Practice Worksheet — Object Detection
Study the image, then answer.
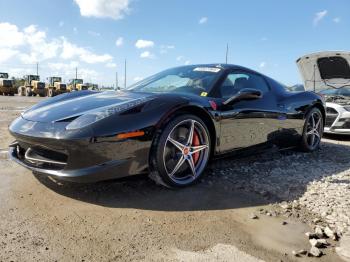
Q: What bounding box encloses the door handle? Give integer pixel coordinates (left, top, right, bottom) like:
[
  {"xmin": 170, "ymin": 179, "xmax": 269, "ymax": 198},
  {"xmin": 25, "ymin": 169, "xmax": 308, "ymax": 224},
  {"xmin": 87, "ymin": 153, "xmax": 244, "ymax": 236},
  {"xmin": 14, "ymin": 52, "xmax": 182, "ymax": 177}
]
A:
[{"xmin": 277, "ymin": 104, "xmax": 286, "ymax": 109}]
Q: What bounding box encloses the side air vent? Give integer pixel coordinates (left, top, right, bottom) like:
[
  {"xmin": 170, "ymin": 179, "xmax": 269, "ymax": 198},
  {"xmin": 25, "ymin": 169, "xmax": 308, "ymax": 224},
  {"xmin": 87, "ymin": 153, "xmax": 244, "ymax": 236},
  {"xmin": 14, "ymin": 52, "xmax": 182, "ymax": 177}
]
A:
[
  {"xmin": 326, "ymin": 107, "xmax": 338, "ymax": 114},
  {"xmin": 325, "ymin": 107, "xmax": 338, "ymax": 127}
]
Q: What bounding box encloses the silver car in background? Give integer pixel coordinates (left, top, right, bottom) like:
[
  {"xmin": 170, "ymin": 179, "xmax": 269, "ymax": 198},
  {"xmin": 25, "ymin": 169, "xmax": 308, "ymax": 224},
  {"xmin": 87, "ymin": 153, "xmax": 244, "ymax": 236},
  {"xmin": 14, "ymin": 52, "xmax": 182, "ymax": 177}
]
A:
[{"xmin": 297, "ymin": 51, "xmax": 350, "ymax": 134}]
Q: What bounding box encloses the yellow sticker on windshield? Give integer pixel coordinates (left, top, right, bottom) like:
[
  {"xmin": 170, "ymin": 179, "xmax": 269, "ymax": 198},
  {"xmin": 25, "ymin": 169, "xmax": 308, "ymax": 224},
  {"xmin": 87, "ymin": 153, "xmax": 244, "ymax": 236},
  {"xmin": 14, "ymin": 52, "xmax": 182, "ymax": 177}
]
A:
[{"xmin": 201, "ymin": 92, "xmax": 208, "ymax": 97}]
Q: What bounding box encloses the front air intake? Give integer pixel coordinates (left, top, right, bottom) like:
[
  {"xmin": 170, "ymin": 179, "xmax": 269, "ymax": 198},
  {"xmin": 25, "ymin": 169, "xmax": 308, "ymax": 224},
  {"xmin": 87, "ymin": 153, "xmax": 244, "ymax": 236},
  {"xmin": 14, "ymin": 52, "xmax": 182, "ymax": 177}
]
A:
[{"xmin": 23, "ymin": 147, "xmax": 67, "ymax": 169}]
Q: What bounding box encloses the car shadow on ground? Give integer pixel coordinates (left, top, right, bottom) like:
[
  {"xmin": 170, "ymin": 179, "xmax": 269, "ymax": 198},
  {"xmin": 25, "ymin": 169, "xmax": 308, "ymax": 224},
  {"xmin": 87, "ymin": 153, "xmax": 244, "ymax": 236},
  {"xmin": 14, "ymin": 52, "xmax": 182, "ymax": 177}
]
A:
[
  {"xmin": 34, "ymin": 141, "xmax": 350, "ymax": 211},
  {"xmin": 34, "ymin": 172, "xmax": 271, "ymax": 211}
]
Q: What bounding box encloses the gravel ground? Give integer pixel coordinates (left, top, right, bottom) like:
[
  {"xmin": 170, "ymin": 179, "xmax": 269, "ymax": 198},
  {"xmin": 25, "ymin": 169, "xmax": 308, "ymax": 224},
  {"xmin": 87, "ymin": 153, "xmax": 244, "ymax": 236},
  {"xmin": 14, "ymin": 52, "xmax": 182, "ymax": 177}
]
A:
[
  {"xmin": 207, "ymin": 140, "xmax": 350, "ymax": 236},
  {"xmin": 0, "ymin": 96, "xmax": 349, "ymax": 261}
]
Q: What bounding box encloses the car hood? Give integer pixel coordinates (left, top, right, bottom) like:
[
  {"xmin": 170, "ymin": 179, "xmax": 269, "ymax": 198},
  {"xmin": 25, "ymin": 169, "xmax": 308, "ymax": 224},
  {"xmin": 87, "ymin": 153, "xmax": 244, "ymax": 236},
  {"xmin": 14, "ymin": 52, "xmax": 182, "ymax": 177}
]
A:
[
  {"xmin": 22, "ymin": 91, "xmax": 154, "ymax": 123},
  {"xmin": 296, "ymin": 51, "xmax": 350, "ymax": 92}
]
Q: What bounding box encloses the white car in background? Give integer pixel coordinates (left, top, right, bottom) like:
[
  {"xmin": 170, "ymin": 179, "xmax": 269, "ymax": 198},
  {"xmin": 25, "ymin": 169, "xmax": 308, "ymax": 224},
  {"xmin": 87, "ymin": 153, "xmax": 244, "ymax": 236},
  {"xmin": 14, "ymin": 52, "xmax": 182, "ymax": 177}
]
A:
[{"xmin": 297, "ymin": 51, "xmax": 350, "ymax": 134}]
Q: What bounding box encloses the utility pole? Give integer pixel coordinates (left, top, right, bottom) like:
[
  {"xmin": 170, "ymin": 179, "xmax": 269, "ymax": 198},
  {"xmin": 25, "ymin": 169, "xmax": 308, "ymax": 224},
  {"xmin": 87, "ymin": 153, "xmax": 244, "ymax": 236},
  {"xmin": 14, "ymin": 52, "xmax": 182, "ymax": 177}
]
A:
[
  {"xmin": 124, "ymin": 59, "xmax": 127, "ymax": 89},
  {"xmin": 36, "ymin": 62, "xmax": 39, "ymax": 76},
  {"xmin": 116, "ymin": 72, "xmax": 119, "ymax": 90},
  {"xmin": 313, "ymin": 64, "xmax": 316, "ymax": 92},
  {"xmin": 225, "ymin": 44, "xmax": 229, "ymax": 64},
  {"xmin": 74, "ymin": 67, "xmax": 78, "ymax": 90}
]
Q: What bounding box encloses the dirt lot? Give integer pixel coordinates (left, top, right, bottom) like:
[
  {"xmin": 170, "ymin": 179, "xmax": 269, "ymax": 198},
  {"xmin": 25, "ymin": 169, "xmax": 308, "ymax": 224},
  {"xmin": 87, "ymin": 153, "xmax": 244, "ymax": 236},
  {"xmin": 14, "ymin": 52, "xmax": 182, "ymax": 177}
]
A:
[{"xmin": 0, "ymin": 96, "xmax": 349, "ymax": 261}]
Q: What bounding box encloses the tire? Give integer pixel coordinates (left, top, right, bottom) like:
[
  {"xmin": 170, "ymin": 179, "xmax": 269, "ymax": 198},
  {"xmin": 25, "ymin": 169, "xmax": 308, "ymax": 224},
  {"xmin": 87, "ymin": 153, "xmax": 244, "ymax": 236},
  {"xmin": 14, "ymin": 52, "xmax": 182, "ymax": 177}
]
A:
[
  {"xmin": 48, "ymin": 89, "xmax": 54, "ymax": 97},
  {"xmin": 25, "ymin": 87, "xmax": 32, "ymax": 97},
  {"xmin": 149, "ymin": 114, "xmax": 211, "ymax": 188},
  {"xmin": 300, "ymin": 107, "xmax": 323, "ymax": 152}
]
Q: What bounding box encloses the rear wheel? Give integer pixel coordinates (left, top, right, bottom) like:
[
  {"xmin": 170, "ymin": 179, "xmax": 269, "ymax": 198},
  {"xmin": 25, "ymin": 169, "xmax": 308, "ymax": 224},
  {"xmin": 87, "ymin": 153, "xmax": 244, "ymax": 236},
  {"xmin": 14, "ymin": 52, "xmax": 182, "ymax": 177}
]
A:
[
  {"xmin": 25, "ymin": 87, "xmax": 32, "ymax": 96},
  {"xmin": 300, "ymin": 108, "xmax": 323, "ymax": 152},
  {"xmin": 149, "ymin": 114, "xmax": 211, "ymax": 187}
]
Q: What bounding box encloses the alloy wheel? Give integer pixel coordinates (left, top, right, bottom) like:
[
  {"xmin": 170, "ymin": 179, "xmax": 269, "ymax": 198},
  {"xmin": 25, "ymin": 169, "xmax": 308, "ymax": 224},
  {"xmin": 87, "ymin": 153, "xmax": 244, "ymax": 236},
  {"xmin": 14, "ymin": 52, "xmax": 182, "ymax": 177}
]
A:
[
  {"xmin": 306, "ymin": 111, "xmax": 322, "ymax": 148},
  {"xmin": 163, "ymin": 119, "xmax": 210, "ymax": 185}
]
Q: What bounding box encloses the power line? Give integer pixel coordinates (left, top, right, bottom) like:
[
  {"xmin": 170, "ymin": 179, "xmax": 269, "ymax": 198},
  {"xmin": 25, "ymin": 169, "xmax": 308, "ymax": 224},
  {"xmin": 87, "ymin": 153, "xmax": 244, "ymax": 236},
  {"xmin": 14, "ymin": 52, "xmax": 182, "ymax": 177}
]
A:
[{"xmin": 0, "ymin": 63, "xmax": 38, "ymax": 67}]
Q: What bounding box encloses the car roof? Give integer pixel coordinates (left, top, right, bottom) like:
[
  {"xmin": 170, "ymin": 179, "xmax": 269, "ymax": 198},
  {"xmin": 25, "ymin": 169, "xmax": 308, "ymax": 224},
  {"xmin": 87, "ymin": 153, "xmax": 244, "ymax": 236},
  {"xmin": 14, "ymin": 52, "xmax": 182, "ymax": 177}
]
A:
[
  {"xmin": 188, "ymin": 63, "xmax": 250, "ymax": 69},
  {"xmin": 181, "ymin": 63, "xmax": 262, "ymax": 75}
]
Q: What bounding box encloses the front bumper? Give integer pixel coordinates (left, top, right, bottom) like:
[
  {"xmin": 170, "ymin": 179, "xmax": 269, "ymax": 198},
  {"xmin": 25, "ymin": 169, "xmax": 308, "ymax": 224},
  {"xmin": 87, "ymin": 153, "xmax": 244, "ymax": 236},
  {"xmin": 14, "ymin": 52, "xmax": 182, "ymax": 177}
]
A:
[
  {"xmin": 324, "ymin": 127, "xmax": 350, "ymax": 135},
  {"xmin": 8, "ymin": 117, "xmax": 151, "ymax": 183},
  {"xmin": 8, "ymin": 144, "xmax": 134, "ymax": 182},
  {"xmin": 325, "ymin": 102, "xmax": 350, "ymax": 135}
]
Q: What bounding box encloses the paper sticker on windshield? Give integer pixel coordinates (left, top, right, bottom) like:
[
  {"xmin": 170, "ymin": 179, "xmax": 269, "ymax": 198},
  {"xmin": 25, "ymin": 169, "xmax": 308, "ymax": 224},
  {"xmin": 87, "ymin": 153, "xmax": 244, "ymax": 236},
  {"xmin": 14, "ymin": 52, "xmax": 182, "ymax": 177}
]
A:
[
  {"xmin": 194, "ymin": 67, "xmax": 221, "ymax": 73},
  {"xmin": 201, "ymin": 92, "xmax": 208, "ymax": 97}
]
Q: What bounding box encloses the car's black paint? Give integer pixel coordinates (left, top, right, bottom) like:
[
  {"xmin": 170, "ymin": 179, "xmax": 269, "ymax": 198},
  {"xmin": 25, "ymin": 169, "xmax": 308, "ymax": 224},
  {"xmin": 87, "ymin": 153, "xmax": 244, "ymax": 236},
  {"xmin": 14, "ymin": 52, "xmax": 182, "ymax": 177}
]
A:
[{"xmin": 9, "ymin": 64, "xmax": 325, "ymax": 182}]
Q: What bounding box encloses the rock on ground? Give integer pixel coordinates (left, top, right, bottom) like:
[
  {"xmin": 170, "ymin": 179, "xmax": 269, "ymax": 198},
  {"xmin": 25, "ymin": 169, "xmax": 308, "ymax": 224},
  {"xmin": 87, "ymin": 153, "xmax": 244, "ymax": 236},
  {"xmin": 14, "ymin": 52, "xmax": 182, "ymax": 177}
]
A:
[
  {"xmin": 210, "ymin": 140, "xmax": 350, "ymax": 236},
  {"xmin": 309, "ymin": 246, "xmax": 323, "ymax": 257}
]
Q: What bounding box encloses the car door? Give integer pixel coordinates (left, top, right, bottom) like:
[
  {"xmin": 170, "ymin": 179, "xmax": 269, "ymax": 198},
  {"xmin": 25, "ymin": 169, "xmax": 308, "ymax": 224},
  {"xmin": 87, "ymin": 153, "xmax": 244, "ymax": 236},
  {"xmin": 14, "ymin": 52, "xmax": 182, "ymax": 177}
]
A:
[{"xmin": 218, "ymin": 70, "xmax": 281, "ymax": 153}]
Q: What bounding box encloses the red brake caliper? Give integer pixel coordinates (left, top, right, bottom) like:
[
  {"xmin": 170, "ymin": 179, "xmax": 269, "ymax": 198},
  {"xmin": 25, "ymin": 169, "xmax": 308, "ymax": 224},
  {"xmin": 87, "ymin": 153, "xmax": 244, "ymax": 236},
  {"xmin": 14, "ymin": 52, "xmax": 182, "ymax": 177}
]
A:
[{"xmin": 192, "ymin": 130, "xmax": 200, "ymax": 164}]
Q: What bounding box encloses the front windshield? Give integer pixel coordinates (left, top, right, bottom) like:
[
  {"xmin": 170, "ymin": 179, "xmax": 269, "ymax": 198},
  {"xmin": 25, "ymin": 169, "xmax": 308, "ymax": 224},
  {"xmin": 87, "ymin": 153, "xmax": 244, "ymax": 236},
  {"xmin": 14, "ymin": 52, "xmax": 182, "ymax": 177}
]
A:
[
  {"xmin": 0, "ymin": 73, "xmax": 8, "ymax": 78},
  {"xmin": 320, "ymin": 87, "xmax": 350, "ymax": 97},
  {"xmin": 30, "ymin": 75, "xmax": 39, "ymax": 81},
  {"xmin": 127, "ymin": 66, "xmax": 223, "ymax": 96}
]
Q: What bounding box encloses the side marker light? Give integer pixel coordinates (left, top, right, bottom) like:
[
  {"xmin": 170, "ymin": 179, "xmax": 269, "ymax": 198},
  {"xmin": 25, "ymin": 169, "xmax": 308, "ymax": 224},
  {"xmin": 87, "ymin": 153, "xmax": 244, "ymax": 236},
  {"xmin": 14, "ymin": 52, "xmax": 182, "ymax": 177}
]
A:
[{"xmin": 116, "ymin": 131, "xmax": 145, "ymax": 139}]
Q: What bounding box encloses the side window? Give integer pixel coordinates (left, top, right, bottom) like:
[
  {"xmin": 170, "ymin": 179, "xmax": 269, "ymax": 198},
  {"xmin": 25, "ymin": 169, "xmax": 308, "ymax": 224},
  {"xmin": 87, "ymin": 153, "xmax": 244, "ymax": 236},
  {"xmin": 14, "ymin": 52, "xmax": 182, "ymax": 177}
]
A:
[{"xmin": 220, "ymin": 72, "xmax": 269, "ymax": 99}]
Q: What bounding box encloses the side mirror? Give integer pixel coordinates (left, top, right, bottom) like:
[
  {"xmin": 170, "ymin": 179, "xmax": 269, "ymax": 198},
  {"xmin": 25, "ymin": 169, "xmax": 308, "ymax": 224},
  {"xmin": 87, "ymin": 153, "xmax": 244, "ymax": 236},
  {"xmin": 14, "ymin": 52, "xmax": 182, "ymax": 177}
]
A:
[{"xmin": 223, "ymin": 88, "xmax": 262, "ymax": 105}]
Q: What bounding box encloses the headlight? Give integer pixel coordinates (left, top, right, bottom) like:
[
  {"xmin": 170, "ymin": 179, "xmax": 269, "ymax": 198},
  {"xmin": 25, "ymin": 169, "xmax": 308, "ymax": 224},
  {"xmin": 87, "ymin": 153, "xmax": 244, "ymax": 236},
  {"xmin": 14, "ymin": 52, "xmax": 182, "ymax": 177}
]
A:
[{"xmin": 66, "ymin": 97, "xmax": 152, "ymax": 130}]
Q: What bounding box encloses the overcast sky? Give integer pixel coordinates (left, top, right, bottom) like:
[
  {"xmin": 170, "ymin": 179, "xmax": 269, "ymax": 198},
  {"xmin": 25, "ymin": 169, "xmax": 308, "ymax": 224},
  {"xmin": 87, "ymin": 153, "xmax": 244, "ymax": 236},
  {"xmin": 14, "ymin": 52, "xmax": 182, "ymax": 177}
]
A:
[{"xmin": 0, "ymin": 0, "xmax": 349, "ymax": 86}]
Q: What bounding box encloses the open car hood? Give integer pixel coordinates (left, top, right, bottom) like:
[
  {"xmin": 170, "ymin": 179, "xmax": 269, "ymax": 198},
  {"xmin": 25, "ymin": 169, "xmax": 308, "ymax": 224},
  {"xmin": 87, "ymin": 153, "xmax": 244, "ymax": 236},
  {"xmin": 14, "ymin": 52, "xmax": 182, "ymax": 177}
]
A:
[{"xmin": 296, "ymin": 51, "xmax": 350, "ymax": 92}]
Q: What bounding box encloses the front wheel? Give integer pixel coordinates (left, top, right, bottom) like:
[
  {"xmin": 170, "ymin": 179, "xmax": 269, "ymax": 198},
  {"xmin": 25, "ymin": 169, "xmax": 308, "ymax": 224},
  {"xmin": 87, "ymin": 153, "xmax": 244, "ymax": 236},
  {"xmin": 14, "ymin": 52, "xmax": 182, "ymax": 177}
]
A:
[
  {"xmin": 25, "ymin": 87, "xmax": 32, "ymax": 96},
  {"xmin": 18, "ymin": 87, "xmax": 23, "ymax": 96},
  {"xmin": 149, "ymin": 114, "xmax": 211, "ymax": 188},
  {"xmin": 300, "ymin": 107, "xmax": 323, "ymax": 152},
  {"xmin": 48, "ymin": 89, "xmax": 54, "ymax": 97}
]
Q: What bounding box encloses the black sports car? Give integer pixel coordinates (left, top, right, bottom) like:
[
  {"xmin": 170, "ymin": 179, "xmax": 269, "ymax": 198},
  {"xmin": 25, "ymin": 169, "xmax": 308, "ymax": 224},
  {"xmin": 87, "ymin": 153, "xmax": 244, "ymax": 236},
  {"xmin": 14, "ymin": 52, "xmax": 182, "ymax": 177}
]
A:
[{"xmin": 9, "ymin": 64, "xmax": 325, "ymax": 187}]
